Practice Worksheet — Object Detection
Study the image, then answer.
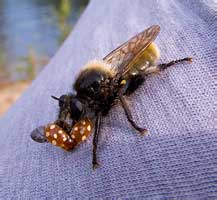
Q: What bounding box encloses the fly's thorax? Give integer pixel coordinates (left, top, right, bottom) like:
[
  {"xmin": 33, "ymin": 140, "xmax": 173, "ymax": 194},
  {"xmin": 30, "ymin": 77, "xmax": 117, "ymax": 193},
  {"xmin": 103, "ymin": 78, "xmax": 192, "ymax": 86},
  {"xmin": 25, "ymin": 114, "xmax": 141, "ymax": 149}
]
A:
[
  {"xmin": 74, "ymin": 60, "xmax": 114, "ymax": 99},
  {"xmin": 75, "ymin": 59, "xmax": 115, "ymax": 80}
]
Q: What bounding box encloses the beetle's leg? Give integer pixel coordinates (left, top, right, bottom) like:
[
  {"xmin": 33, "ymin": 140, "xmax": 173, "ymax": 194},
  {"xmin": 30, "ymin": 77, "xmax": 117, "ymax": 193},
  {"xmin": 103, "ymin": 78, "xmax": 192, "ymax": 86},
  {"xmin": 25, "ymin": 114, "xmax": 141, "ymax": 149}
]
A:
[
  {"xmin": 92, "ymin": 112, "xmax": 102, "ymax": 170},
  {"xmin": 145, "ymin": 57, "xmax": 192, "ymax": 74},
  {"xmin": 119, "ymin": 96, "xmax": 147, "ymax": 135}
]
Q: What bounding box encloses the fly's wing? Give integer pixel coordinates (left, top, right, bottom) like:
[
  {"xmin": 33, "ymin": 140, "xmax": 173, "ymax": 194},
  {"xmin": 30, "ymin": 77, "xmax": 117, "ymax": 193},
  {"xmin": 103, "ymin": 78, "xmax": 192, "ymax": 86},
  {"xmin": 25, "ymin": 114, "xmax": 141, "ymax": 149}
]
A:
[{"xmin": 103, "ymin": 25, "xmax": 160, "ymax": 82}]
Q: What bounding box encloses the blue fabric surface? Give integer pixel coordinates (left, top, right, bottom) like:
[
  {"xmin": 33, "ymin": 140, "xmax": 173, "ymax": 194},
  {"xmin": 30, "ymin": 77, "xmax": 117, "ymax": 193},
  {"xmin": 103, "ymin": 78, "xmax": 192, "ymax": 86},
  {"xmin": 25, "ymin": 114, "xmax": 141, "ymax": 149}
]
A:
[{"xmin": 0, "ymin": 0, "xmax": 216, "ymax": 199}]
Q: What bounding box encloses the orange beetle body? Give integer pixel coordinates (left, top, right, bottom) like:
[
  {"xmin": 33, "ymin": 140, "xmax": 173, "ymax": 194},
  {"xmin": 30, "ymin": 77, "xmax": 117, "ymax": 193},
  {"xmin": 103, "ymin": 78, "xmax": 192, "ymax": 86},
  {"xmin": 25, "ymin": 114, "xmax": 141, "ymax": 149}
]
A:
[{"xmin": 45, "ymin": 118, "xmax": 93, "ymax": 151}]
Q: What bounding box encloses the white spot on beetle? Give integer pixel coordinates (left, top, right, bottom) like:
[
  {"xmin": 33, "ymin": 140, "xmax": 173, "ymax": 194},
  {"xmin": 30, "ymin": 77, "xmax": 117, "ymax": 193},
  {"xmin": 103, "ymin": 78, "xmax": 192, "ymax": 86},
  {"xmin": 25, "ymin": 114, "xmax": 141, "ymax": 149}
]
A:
[
  {"xmin": 71, "ymin": 135, "xmax": 75, "ymax": 139},
  {"xmin": 46, "ymin": 132, "xmax": 50, "ymax": 137},
  {"xmin": 50, "ymin": 125, "xmax": 56, "ymax": 130},
  {"xmin": 87, "ymin": 125, "xmax": 91, "ymax": 131},
  {"xmin": 52, "ymin": 140, "xmax": 57, "ymax": 145},
  {"xmin": 53, "ymin": 134, "xmax": 58, "ymax": 139},
  {"xmin": 82, "ymin": 135, "xmax": 87, "ymax": 141}
]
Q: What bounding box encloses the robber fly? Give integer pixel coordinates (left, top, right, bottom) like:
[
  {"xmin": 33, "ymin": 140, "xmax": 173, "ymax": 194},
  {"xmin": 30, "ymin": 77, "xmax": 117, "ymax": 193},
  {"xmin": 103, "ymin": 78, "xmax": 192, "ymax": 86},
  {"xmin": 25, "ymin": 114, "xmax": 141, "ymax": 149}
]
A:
[{"xmin": 31, "ymin": 25, "xmax": 192, "ymax": 169}]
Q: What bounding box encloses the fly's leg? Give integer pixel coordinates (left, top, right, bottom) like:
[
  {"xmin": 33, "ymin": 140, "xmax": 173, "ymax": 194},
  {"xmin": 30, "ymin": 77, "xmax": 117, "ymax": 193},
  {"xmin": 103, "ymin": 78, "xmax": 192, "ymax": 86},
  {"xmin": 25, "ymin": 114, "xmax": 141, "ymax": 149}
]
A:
[
  {"xmin": 119, "ymin": 96, "xmax": 148, "ymax": 135},
  {"xmin": 158, "ymin": 57, "xmax": 192, "ymax": 71},
  {"xmin": 124, "ymin": 57, "xmax": 192, "ymax": 95},
  {"xmin": 92, "ymin": 112, "xmax": 102, "ymax": 170},
  {"xmin": 145, "ymin": 57, "xmax": 192, "ymax": 74}
]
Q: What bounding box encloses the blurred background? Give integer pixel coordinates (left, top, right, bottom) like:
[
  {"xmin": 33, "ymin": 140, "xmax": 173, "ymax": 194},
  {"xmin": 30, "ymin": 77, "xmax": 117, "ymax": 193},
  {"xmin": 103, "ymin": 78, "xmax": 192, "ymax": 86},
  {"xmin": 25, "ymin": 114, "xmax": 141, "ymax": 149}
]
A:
[{"xmin": 0, "ymin": 0, "xmax": 89, "ymax": 116}]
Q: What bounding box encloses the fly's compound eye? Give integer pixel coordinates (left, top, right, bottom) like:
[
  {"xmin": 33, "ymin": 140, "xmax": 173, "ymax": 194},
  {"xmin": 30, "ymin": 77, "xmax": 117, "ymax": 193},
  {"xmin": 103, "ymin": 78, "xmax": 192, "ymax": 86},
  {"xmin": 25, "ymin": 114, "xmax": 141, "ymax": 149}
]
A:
[
  {"xmin": 70, "ymin": 98, "xmax": 83, "ymax": 121},
  {"xmin": 45, "ymin": 124, "xmax": 77, "ymax": 151},
  {"xmin": 70, "ymin": 118, "xmax": 93, "ymax": 144},
  {"xmin": 59, "ymin": 95, "xmax": 67, "ymax": 107}
]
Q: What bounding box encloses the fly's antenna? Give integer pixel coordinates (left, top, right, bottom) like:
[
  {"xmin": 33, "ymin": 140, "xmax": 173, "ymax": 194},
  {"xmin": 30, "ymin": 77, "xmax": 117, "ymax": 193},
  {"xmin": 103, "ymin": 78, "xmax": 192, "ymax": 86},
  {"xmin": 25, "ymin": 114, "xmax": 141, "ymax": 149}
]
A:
[{"xmin": 51, "ymin": 95, "xmax": 60, "ymax": 101}]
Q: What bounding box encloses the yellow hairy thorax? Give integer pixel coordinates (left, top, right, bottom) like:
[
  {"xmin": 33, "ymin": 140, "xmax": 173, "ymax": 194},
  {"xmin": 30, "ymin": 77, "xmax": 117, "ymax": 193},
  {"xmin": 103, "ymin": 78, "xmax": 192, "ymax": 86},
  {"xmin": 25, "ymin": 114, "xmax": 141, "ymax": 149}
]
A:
[{"xmin": 80, "ymin": 59, "xmax": 115, "ymax": 77}]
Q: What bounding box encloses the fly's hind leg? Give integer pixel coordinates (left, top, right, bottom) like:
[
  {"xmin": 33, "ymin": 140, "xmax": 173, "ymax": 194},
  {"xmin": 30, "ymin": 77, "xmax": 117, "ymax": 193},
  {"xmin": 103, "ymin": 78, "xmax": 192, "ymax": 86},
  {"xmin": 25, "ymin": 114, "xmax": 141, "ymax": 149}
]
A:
[
  {"xmin": 119, "ymin": 96, "xmax": 148, "ymax": 135},
  {"xmin": 158, "ymin": 57, "xmax": 192, "ymax": 71},
  {"xmin": 145, "ymin": 57, "xmax": 192, "ymax": 75},
  {"xmin": 123, "ymin": 57, "xmax": 192, "ymax": 93}
]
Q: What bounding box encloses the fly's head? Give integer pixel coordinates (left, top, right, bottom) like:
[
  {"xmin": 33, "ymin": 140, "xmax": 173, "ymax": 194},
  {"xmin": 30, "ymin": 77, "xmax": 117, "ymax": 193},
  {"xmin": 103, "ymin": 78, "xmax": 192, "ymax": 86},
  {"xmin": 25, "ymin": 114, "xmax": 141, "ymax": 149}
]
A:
[
  {"xmin": 51, "ymin": 94, "xmax": 84, "ymax": 122},
  {"xmin": 31, "ymin": 94, "xmax": 93, "ymax": 151}
]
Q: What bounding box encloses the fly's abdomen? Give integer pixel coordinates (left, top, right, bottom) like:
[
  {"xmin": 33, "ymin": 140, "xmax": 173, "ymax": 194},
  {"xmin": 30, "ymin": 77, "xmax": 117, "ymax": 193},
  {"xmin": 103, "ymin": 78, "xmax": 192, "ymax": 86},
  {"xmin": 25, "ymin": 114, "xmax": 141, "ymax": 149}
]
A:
[
  {"xmin": 127, "ymin": 42, "xmax": 160, "ymax": 77},
  {"xmin": 123, "ymin": 42, "xmax": 160, "ymax": 95}
]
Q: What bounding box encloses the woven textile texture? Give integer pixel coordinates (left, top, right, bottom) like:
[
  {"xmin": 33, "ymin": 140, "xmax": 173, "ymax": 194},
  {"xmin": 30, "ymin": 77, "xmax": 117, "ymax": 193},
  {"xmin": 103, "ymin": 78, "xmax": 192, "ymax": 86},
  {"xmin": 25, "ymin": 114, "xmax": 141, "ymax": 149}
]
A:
[{"xmin": 0, "ymin": 0, "xmax": 216, "ymax": 199}]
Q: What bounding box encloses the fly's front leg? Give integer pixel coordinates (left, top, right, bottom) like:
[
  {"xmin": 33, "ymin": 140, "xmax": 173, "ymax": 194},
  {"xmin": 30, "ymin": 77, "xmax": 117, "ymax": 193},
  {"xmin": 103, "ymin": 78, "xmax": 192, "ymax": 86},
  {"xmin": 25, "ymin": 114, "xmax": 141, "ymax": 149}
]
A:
[
  {"xmin": 92, "ymin": 112, "xmax": 102, "ymax": 170},
  {"xmin": 119, "ymin": 96, "xmax": 148, "ymax": 135},
  {"xmin": 144, "ymin": 57, "xmax": 192, "ymax": 74}
]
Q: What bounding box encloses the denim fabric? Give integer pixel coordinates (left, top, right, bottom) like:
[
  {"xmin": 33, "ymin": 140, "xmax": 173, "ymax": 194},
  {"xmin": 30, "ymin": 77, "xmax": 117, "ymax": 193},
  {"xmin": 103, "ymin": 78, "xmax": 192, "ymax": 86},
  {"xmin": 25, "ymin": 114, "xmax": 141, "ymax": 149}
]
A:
[{"xmin": 0, "ymin": 0, "xmax": 216, "ymax": 199}]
